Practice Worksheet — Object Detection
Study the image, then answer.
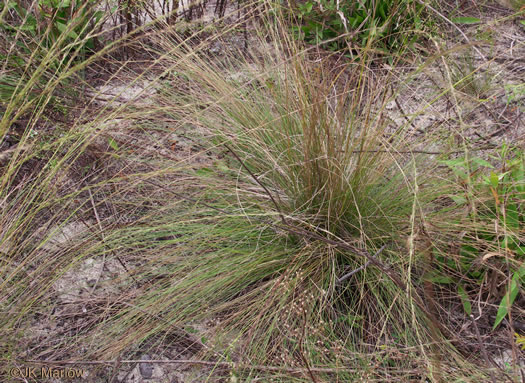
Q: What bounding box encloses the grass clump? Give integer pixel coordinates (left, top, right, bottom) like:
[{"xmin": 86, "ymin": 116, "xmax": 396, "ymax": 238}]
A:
[
  {"xmin": 449, "ymin": 48, "xmax": 494, "ymax": 100},
  {"xmin": 79, "ymin": 15, "xmax": 491, "ymax": 380},
  {"xmin": 1, "ymin": 1, "xmax": 522, "ymax": 381}
]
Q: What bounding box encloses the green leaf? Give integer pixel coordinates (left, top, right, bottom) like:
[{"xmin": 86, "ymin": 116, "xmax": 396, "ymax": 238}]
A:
[
  {"xmin": 93, "ymin": 10, "xmax": 105, "ymax": 24},
  {"xmin": 184, "ymin": 326, "xmax": 198, "ymax": 334},
  {"xmin": 17, "ymin": 17, "xmax": 37, "ymax": 32},
  {"xmin": 503, "ymin": 234, "xmax": 519, "ymax": 251},
  {"xmin": 505, "ymin": 202, "xmax": 519, "ymax": 230},
  {"xmin": 425, "ymin": 273, "xmax": 454, "ymax": 284},
  {"xmin": 472, "ymin": 157, "xmax": 493, "ymax": 169},
  {"xmin": 511, "ymin": 161, "xmax": 524, "ymax": 194},
  {"xmin": 214, "ymin": 160, "xmax": 230, "ymax": 173},
  {"xmin": 56, "ymin": 21, "xmax": 79, "ymax": 39},
  {"xmin": 450, "ymin": 194, "xmax": 467, "ymax": 205},
  {"xmin": 48, "ymin": 158, "xmax": 58, "ymax": 170},
  {"xmin": 195, "ymin": 167, "xmax": 213, "ymax": 177},
  {"xmin": 348, "ymin": 16, "xmax": 358, "ymax": 28},
  {"xmin": 378, "ymin": 4, "xmax": 387, "ymax": 20},
  {"xmin": 460, "ymin": 244, "xmax": 478, "ymax": 258},
  {"xmin": 440, "ymin": 158, "xmax": 469, "ymax": 180},
  {"xmin": 518, "ymin": 264, "xmax": 525, "ymax": 279},
  {"xmin": 441, "ymin": 158, "xmax": 466, "ymax": 167},
  {"xmin": 5, "ymin": 1, "xmax": 17, "ymax": 10},
  {"xmin": 489, "ymin": 171, "xmax": 499, "ymax": 189},
  {"xmin": 451, "ymin": 17, "xmax": 481, "ymax": 25},
  {"xmin": 493, "ymin": 273, "xmax": 521, "ymax": 329},
  {"xmin": 520, "ymin": 20, "xmax": 525, "ymax": 26},
  {"xmin": 108, "ymin": 137, "xmax": 119, "ymax": 151},
  {"xmin": 305, "ymin": 1, "xmax": 313, "ymax": 13},
  {"xmin": 40, "ymin": 0, "xmax": 71, "ymax": 8},
  {"xmin": 299, "ymin": 1, "xmax": 313, "ymax": 15},
  {"xmin": 458, "ymin": 284, "xmax": 472, "ymax": 315}
]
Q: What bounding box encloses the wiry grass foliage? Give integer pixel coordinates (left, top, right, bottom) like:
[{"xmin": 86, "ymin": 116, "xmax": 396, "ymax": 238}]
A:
[
  {"xmin": 1, "ymin": 1, "xmax": 520, "ymax": 382},
  {"xmin": 68, "ymin": 12, "xmax": 490, "ymax": 380}
]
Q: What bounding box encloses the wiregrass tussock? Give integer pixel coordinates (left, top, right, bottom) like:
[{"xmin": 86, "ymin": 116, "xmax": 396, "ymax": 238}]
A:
[
  {"xmin": 63, "ymin": 14, "xmax": 491, "ymax": 380},
  {"xmin": 1, "ymin": 1, "xmax": 520, "ymax": 381}
]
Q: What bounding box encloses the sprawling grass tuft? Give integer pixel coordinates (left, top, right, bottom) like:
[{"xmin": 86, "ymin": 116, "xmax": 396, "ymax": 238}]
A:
[{"xmin": 1, "ymin": 1, "xmax": 521, "ymax": 381}]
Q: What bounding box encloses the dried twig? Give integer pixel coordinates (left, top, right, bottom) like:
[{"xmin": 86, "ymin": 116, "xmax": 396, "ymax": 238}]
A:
[
  {"xmin": 88, "ymin": 188, "xmax": 106, "ymax": 295},
  {"xmin": 390, "ymin": 84, "xmax": 420, "ymax": 133},
  {"xmin": 470, "ymin": 314, "xmax": 497, "ymax": 383},
  {"xmin": 336, "ymin": 245, "xmax": 386, "ymax": 284}
]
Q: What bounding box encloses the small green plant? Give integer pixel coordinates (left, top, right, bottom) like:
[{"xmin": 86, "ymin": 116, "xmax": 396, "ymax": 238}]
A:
[
  {"xmin": 494, "ymin": 264, "xmax": 525, "ymax": 329},
  {"xmin": 437, "ymin": 145, "xmax": 524, "ymax": 328},
  {"xmin": 1, "ymin": 0, "xmax": 104, "ymax": 53},
  {"xmin": 289, "ymin": 0, "xmax": 426, "ymax": 54},
  {"xmin": 505, "ymin": 83, "xmax": 525, "ymax": 112}
]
